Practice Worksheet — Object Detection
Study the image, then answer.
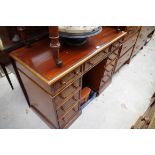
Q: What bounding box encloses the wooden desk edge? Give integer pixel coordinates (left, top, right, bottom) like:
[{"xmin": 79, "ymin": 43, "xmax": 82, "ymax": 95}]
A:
[{"xmin": 10, "ymin": 31, "xmax": 127, "ymax": 85}]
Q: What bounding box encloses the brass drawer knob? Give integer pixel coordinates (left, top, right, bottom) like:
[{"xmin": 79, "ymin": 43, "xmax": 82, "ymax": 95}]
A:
[
  {"xmin": 61, "ymin": 106, "xmax": 65, "ymax": 111},
  {"xmin": 60, "ymin": 93, "xmax": 66, "ymax": 99},
  {"xmin": 73, "ymin": 84, "xmax": 79, "ymax": 89},
  {"xmin": 72, "ymin": 107, "xmax": 77, "ymax": 112},
  {"xmin": 62, "ymin": 117, "xmax": 66, "ymax": 122},
  {"xmin": 88, "ymin": 61, "xmax": 94, "ymax": 66},
  {"xmin": 75, "ymin": 71, "xmax": 80, "ymax": 75},
  {"xmin": 73, "ymin": 96, "xmax": 78, "ymax": 101},
  {"xmin": 61, "ymin": 80, "xmax": 66, "ymax": 85}
]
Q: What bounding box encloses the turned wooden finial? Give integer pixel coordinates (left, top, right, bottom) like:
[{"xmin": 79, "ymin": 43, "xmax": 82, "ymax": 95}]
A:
[{"xmin": 48, "ymin": 26, "xmax": 63, "ymax": 67}]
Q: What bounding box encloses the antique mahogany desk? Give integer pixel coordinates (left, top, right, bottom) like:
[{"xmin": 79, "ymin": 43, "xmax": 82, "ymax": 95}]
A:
[
  {"xmin": 10, "ymin": 26, "xmax": 155, "ymax": 128},
  {"xmin": 10, "ymin": 27, "xmax": 126, "ymax": 128},
  {"xmin": 11, "ymin": 26, "xmax": 155, "ymax": 128}
]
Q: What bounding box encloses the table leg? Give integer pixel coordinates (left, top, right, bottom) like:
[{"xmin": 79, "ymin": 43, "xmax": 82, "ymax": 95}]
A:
[{"xmin": 0, "ymin": 64, "xmax": 14, "ymax": 90}]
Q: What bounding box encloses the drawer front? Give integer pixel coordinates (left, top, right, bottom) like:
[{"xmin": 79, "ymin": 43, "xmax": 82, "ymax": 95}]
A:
[
  {"xmin": 111, "ymin": 40, "xmax": 122, "ymax": 52},
  {"xmin": 56, "ymin": 92, "xmax": 80, "ymax": 110},
  {"xmin": 105, "ymin": 49, "xmax": 118, "ymax": 73},
  {"xmin": 56, "ymin": 93, "xmax": 79, "ymax": 118},
  {"xmin": 121, "ymin": 32, "xmax": 138, "ymax": 53},
  {"xmin": 100, "ymin": 58, "xmax": 117, "ymax": 88},
  {"xmin": 84, "ymin": 50, "xmax": 105, "ymax": 72},
  {"xmin": 100, "ymin": 74, "xmax": 112, "ymax": 91},
  {"xmin": 58, "ymin": 103, "xmax": 79, "ymax": 128},
  {"xmin": 125, "ymin": 26, "xmax": 140, "ymax": 39},
  {"xmin": 115, "ymin": 47, "xmax": 133, "ymax": 71},
  {"xmin": 101, "ymin": 74, "xmax": 111, "ymax": 84},
  {"xmin": 51, "ymin": 66, "xmax": 82, "ymax": 96},
  {"xmin": 101, "ymin": 62, "xmax": 115, "ymax": 85},
  {"xmin": 104, "ymin": 68, "xmax": 113, "ymax": 78},
  {"xmin": 105, "ymin": 62, "xmax": 115, "ymax": 72},
  {"xmin": 106, "ymin": 49, "xmax": 119, "ymax": 65},
  {"xmin": 53, "ymin": 80, "xmax": 81, "ymax": 106}
]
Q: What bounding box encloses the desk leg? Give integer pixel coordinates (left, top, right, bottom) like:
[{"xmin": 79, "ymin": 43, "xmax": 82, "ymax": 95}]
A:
[
  {"xmin": 1, "ymin": 64, "xmax": 14, "ymax": 90},
  {"xmin": 12, "ymin": 60, "xmax": 31, "ymax": 107}
]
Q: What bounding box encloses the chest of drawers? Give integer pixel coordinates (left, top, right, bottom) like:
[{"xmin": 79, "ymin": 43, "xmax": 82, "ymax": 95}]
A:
[
  {"xmin": 132, "ymin": 26, "xmax": 155, "ymax": 56},
  {"xmin": 114, "ymin": 26, "xmax": 140, "ymax": 72}
]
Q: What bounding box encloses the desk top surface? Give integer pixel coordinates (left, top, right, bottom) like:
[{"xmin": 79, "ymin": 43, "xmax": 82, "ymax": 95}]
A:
[{"xmin": 10, "ymin": 27, "xmax": 126, "ymax": 85}]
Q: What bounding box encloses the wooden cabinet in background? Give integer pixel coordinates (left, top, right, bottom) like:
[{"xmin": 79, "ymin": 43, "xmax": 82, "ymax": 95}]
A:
[
  {"xmin": 114, "ymin": 26, "xmax": 140, "ymax": 72},
  {"xmin": 132, "ymin": 26, "xmax": 155, "ymax": 57}
]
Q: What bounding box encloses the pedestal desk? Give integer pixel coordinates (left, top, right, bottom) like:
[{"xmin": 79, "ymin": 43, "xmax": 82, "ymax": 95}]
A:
[
  {"xmin": 10, "ymin": 27, "xmax": 127, "ymax": 128},
  {"xmin": 10, "ymin": 26, "xmax": 155, "ymax": 128}
]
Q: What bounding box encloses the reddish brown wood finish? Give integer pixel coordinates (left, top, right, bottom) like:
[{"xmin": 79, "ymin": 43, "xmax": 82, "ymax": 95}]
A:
[
  {"xmin": 18, "ymin": 70, "xmax": 59, "ymax": 128},
  {"xmin": 81, "ymin": 87, "xmax": 91, "ymax": 106},
  {"xmin": 10, "ymin": 27, "xmax": 127, "ymax": 128},
  {"xmin": 10, "ymin": 27, "xmax": 126, "ymax": 85}
]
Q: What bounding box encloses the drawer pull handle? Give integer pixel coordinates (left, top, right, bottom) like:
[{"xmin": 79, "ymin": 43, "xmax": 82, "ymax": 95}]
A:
[
  {"xmin": 73, "ymin": 96, "xmax": 78, "ymax": 101},
  {"xmin": 73, "ymin": 85, "xmax": 79, "ymax": 89},
  {"xmin": 75, "ymin": 71, "xmax": 80, "ymax": 75},
  {"xmin": 113, "ymin": 45, "xmax": 117, "ymax": 48},
  {"xmin": 60, "ymin": 94, "xmax": 66, "ymax": 99},
  {"xmin": 72, "ymin": 107, "xmax": 77, "ymax": 112},
  {"xmin": 61, "ymin": 81, "xmax": 66, "ymax": 85},
  {"xmin": 88, "ymin": 61, "xmax": 94, "ymax": 66},
  {"xmin": 108, "ymin": 57, "xmax": 113, "ymax": 61},
  {"xmin": 62, "ymin": 117, "xmax": 66, "ymax": 122},
  {"xmin": 61, "ymin": 106, "xmax": 65, "ymax": 111}
]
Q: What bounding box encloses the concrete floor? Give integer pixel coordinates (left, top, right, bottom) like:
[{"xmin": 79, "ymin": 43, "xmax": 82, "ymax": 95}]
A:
[{"xmin": 0, "ymin": 35, "xmax": 155, "ymax": 129}]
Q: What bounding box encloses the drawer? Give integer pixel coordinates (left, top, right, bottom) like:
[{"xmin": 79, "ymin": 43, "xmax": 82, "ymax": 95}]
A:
[
  {"xmin": 104, "ymin": 69, "xmax": 113, "ymax": 78},
  {"xmin": 84, "ymin": 50, "xmax": 105, "ymax": 72},
  {"xmin": 101, "ymin": 64, "xmax": 114, "ymax": 87},
  {"xmin": 111, "ymin": 40, "xmax": 122, "ymax": 52},
  {"xmin": 51, "ymin": 66, "xmax": 82, "ymax": 96},
  {"xmin": 105, "ymin": 59, "xmax": 116, "ymax": 72},
  {"xmin": 121, "ymin": 32, "xmax": 138, "ymax": 53},
  {"xmin": 102, "ymin": 75, "xmax": 111, "ymax": 83},
  {"xmin": 102, "ymin": 66, "xmax": 113, "ymax": 84},
  {"xmin": 58, "ymin": 103, "xmax": 79, "ymax": 128},
  {"xmin": 53, "ymin": 80, "xmax": 81, "ymax": 106},
  {"xmin": 100, "ymin": 75, "xmax": 112, "ymax": 88},
  {"xmin": 115, "ymin": 47, "xmax": 133, "ymax": 71},
  {"xmin": 125, "ymin": 26, "xmax": 140, "ymax": 39},
  {"xmin": 106, "ymin": 49, "xmax": 119, "ymax": 65},
  {"xmin": 105, "ymin": 64, "xmax": 114, "ymax": 72},
  {"xmin": 56, "ymin": 92, "xmax": 80, "ymax": 111},
  {"xmin": 57, "ymin": 96, "xmax": 79, "ymax": 119}
]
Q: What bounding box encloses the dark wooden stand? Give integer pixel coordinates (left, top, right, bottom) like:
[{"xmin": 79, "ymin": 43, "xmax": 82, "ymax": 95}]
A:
[
  {"xmin": 49, "ymin": 26, "xmax": 63, "ymax": 67},
  {"xmin": 0, "ymin": 63, "xmax": 14, "ymax": 89}
]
